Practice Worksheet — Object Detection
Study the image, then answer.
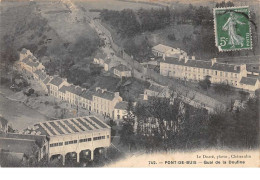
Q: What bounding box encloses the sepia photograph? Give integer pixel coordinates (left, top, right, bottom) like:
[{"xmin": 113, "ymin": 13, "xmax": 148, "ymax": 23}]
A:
[{"xmin": 0, "ymin": 0, "xmax": 259, "ymax": 168}]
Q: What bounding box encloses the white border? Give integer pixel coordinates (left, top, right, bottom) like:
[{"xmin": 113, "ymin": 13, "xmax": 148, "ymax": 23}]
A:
[{"xmin": 213, "ymin": 6, "xmax": 253, "ymax": 52}]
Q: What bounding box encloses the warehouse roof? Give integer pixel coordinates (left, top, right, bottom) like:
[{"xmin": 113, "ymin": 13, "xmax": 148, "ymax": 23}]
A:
[{"xmin": 32, "ymin": 116, "xmax": 110, "ymax": 137}]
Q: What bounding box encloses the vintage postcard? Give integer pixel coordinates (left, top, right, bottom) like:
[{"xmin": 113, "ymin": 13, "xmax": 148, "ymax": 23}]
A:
[{"xmin": 0, "ymin": 0, "xmax": 259, "ymax": 168}]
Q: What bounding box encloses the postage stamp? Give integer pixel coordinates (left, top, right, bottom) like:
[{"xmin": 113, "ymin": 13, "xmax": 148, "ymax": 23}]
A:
[{"xmin": 213, "ymin": 6, "xmax": 252, "ymax": 52}]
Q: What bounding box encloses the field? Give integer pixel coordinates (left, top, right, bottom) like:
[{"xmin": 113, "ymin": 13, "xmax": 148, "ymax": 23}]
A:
[{"xmin": 37, "ymin": 1, "xmax": 98, "ymax": 43}]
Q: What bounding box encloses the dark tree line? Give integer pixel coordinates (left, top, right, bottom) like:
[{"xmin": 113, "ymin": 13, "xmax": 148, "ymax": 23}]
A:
[
  {"xmin": 119, "ymin": 94, "xmax": 259, "ymax": 152},
  {"xmin": 100, "ymin": 5, "xmax": 213, "ymax": 38}
]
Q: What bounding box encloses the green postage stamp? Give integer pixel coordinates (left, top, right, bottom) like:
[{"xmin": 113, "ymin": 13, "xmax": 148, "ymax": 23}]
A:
[{"xmin": 214, "ymin": 6, "xmax": 252, "ymax": 52}]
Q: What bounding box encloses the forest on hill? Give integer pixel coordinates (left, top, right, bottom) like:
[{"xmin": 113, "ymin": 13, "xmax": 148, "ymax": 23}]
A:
[{"xmin": 100, "ymin": 1, "xmax": 259, "ymax": 61}]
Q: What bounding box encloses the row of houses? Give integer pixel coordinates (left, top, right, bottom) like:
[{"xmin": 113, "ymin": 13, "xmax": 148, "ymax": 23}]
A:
[
  {"xmin": 160, "ymin": 56, "xmax": 260, "ymax": 92},
  {"xmin": 151, "ymin": 44, "xmax": 259, "ymax": 92},
  {"xmin": 16, "ymin": 48, "xmax": 52, "ymax": 93},
  {"xmin": 17, "ymin": 49, "xmax": 130, "ymax": 120}
]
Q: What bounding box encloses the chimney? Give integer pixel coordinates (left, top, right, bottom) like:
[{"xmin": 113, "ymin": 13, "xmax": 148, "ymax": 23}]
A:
[
  {"xmin": 179, "ymin": 55, "xmax": 183, "ymax": 61},
  {"xmin": 96, "ymin": 87, "xmax": 101, "ymax": 91},
  {"xmin": 191, "ymin": 56, "xmax": 195, "ymax": 60},
  {"xmin": 101, "ymin": 88, "xmax": 107, "ymax": 93},
  {"xmin": 114, "ymin": 92, "xmax": 119, "ymax": 97},
  {"xmin": 211, "ymin": 58, "xmax": 217, "ymax": 66},
  {"xmin": 184, "ymin": 56, "xmax": 189, "ymax": 63}
]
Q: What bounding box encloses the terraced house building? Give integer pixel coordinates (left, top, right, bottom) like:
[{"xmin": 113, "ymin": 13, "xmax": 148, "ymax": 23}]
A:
[
  {"xmin": 49, "ymin": 76, "xmax": 69, "ymax": 98},
  {"xmin": 29, "ymin": 116, "xmax": 111, "ymax": 165},
  {"xmin": 160, "ymin": 57, "xmax": 259, "ymax": 91},
  {"xmin": 92, "ymin": 87, "xmax": 122, "ymax": 118}
]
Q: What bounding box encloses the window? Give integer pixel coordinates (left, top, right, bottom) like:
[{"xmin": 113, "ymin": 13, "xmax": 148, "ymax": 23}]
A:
[
  {"xmin": 107, "ymin": 135, "xmax": 110, "ymax": 139},
  {"xmin": 79, "ymin": 138, "xmax": 92, "ymax": 143},
  {"xmin": 93, "ymin": 136, "xmax": 106, "ymax": 141},
  {"xmin": 65, "ymin": 140, "xmax": 77, "ymax": 145},
  {"xmin": 50, "ymin": 142, "xmax": 63, "ymax": 148}
]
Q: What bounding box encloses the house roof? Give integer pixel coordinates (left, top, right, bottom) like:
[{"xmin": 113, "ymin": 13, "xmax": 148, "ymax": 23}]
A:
[
  {"xmin": 147, "ymin": 84, "xmax": 166, "ymax": 93},
  {"xmin": 34, "ymin": 70, "xmax": 47, "ymax": 81},
  {"xmin": 240, "ymin": 77, "xmax": 258, "ymax": 86},
  {"xmin": 59, "ymin": 85, "xmax": 69, "ymax": 93},
  {"xmin": 22, "ymin": 57, "xmax": 40, "ymax": 68},
  {"xmin": 163, "ymin": 57, "xmax": 241, "ymax": 73},
  {"xmin": 114, "ymin": 64, "xmax": 131, "ymax": 72},
  {"xmin": 66, "ymin": 85, "xmax": 83, "ymax": 96},
  {"xmin": 95, "ymin": 51, "xmax": 107, "ymax": 60},
  {"xmin": 152, "ymin": 44, "xmax": 173, "ymax": 53},
  {"xmin": 115, "ymin": 101, "xmax": 128, "ymax": 110},
  {"xmin": 104, "ymin": 58, "xmax": 112, "ymax": 64},
  {"xmin": 94, "ymin": 89, "xmax": 117, "ymax": 101},
  {"xmin": 49, "ymin": 77, "xmax": 64, "ymax": 86},
  {"xmin": 31, "ymin": 116, "xmax": 110, "ymax": 137},
  {"xmin": 81, "ymin": 90, "xmax": 94, "ymax": 100},
  {"xmin": 43, "ymin": 77, "xmax": 51, "ymax": 85},
  {"xmin": 20, "ymin": 48, "xmax": 29, "ymax": 55}
]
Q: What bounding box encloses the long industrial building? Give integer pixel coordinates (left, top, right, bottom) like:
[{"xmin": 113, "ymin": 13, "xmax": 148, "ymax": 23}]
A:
[{"xmin": 29, "ymin": 116, "xmax": 111, "ymax": 165}]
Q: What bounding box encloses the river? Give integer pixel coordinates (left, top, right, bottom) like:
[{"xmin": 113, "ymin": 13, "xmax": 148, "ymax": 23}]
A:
[{"xmin": 0, "ymin": 86, "xmax": 48, "ymax": 131}]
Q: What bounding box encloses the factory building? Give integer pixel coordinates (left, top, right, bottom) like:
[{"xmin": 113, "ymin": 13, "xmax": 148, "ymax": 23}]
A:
[{"xmin": 31, "ymin": 116, "xmax": 111, "ymax": 165}]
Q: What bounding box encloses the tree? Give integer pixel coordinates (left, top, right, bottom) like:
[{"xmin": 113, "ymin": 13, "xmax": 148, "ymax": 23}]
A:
[
  {"xmin": 107, "ymin": 119, "xmax": 117, "ymax": 140},
  {"xmin": 213, "ymin": 83, "xmax": 232, "ymax": 95},
  {"xmin": 198, "ymin": 75, "xmax": 211, "ymax": 92},
  {"xmin": 119, "ymin": 100, "xmax": 135, "ymax": 151}
]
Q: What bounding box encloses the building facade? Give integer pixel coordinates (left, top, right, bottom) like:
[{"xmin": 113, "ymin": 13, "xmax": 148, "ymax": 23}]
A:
[
  {"xmin": 160, "ymin": 57, "xmax": 258, "ymax": 91},
  {"xmin": 30, "ymin": 116, "xmax": 111, "ymax": 165},
  {"xmin": 113, "ymin": 64, "xmax": 132, "ymax": 78},
  {"xmin": 92, "ymin": 87, "xmax": 122, "ymax": 118}
]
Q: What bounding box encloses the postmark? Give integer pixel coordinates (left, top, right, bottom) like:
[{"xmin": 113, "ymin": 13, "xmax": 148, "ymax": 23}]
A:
[{"xmin": 213, "ymin": 6, "xmax": 252, "ymax": 52}]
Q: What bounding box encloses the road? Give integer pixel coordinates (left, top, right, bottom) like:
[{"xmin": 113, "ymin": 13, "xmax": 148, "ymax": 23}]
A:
[{"xmin": 61, "ymin": 0, "xmax": 225, "ymax": 112}]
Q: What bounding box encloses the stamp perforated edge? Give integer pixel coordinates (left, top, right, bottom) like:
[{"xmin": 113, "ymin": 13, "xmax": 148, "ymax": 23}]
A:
[{"xmin": 213, "ymin": 6, "xmax": 253, "ymax": 52}]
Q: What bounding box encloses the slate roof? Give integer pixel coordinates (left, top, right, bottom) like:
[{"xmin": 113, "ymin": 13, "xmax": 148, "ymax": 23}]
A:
[
  {"xmin": 59, "ymin": 85, "xmax": 69, "ymax": 93},
  {"xmin": 49, "ymin": 77, "xmax": 64, "ymax": 86},
  {"xmin": 114, "ymin": 101, "xmax": 128, "ymax": 110},
  {"xmin": 34, "ymin": 70, "xmax": 47, "ymax": 81},
  {"xmin": 147, "ymin": 84, "xmax": 165, "ymax": 93},
  {"xmin": 22, "ymin": 57, "xmax": 40, "ymax": 68},
  {"xmin": 114, "ymin": 64, "xmax": 131, "ymax": 72},
  {"xmin": 81, "ymin": 90, "xmax": 94, "ymax": 100},
  {"xmin": 152, "ymin": 44, "xmax": 173, "ymax": 53},
  {"xmin": 95, "ymin": 51, "xmax": 107, "ymax": 60},
  {"xmin": 163, "ymin": 57, "xmax": 241, "ymax": 73},
  {"xmin": 94, "ymin": 89, "xmax": 116, "ymax": 101},
  {"xmin": 20, "ymin": 48, "xmax": 28, "ymax": 54},
  {"xmin": 240, "ymin": 77, "xmax": 258, "ymax": 86},
  {"xmin": 43, "ymin": 77, "xmax": 51, "ymax": 85},
  {"xmin": 66, "ymin": 85, "xmax": 83, "ymax": 96}
]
